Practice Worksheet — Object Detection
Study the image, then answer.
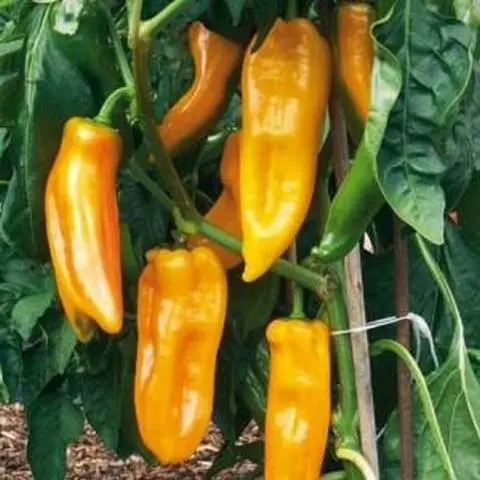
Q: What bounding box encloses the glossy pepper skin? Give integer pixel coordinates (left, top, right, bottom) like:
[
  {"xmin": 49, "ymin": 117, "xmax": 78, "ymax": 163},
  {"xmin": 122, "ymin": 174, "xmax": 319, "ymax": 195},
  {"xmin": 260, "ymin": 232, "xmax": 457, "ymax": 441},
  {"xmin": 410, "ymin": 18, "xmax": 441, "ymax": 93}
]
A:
[
  {"xmin": 337, "ymin": 2, "xmax": 374, "ymax": 123},
  {"xmin": 265, "ymin": 319, "xmax": 331, "ymax": 480},
  {"xmin": 45, "ymin": 117, "xmax": 123, "ymax": 342},
  {"xmin": 158, "ymin": 22, "xmax": 243, "ymax": 155},
  {"xmin": 240, "ymin": 18, "xmax": 331, "ymax": 282},
  {"xmin": 188, "ymin": 132, "xmax": 242, "ymax": 269},
  {"xmin": 317, "ymin": 141, "xmax": 384, "ymax": 263},
  {"xmin": 135, "ymin": 247, "xmax": 228, "ymax": 464}
]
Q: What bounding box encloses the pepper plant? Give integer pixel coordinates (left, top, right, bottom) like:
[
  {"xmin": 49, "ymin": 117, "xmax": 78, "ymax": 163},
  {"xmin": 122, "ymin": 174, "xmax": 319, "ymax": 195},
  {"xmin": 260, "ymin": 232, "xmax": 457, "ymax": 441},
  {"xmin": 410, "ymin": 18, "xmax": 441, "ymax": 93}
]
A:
[{"xmin": 0, "ymin": 0, "xmax": 479, "ymax": 479}]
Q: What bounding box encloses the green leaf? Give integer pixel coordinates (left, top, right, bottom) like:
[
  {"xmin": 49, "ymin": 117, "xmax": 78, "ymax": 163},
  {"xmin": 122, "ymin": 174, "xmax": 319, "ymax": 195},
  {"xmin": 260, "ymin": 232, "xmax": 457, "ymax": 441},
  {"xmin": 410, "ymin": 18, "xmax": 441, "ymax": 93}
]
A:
[
  {"xmin": 0, "ymin": 327, "xmax": 22, "ymax": 400},
  {"xmin": 26, "ymin": 388, "xmax": 84, "ymax": 480},
  {"xmin": 441, "ymin": 106, "xmax": 473, "ymax": 210},
  {"xmin": 0, "ymin": 258, "xmax": 53, "ymax": 295},
  {"xmin": 0, "ymin": 1, "xmax": 120, "ymax": 260},
  {"xmin": 375, "ymin": 0, "xmax": 474, "ymax": 245},
  {"xmin": 0, "ymin": 35, "xmax": 24, "ymax": 127},
  {"xmin": 456, "ymin": 172, "xmax": 480, "ymax": 249},
  {"xmin": 466, "ymin": 64, "xmax": 480, "ymax": 169},
  {"xmin": 115, "ymin": 329, "xmax": 156, "ymax": 463},
  {"xmin": 223, "ymin": 0, "xmax": 248, "ymax": 25},
  {"xmin": 207, "ymin": 442, "xmax": 264, "ymax": 479},
  {"xmin": 118, "ymin": 172, "xmax": 170, "ymax": 259},
  {"xmin": 380, "ymin": 235, "xmax": 480, "ymax": 479},
  {"xmin": 227, "ymin": 270, "xmax": 280, "ymax": 341},
  {"xmin": 22, "ymin": 310, "xmax": 76, "ymax": 403},
  {"xmin": 12, "ymin": 290, "xmax": 54, "ymax": 340},
  {"xmin": 120, "ymin": 222, "xmax": 141, "ymax": 287},
  {"xmin": 452, "ymin": 0, "xmax": 480, "ymax": 26},
  {"xmin": 79, "ymin": 340, "xmax": 123, "ymax": 451},
  {"xmin": 214, "ymin": 271, "xmax": 279, "ymax": 443}
]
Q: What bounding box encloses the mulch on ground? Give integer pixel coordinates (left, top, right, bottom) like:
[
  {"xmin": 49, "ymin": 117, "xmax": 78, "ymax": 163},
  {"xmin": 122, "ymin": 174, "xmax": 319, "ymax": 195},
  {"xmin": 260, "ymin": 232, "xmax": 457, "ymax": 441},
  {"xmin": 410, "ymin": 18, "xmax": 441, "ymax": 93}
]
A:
[{"xmin": 0, "ymin": 404, "xmax": 261, "ymax": 479}]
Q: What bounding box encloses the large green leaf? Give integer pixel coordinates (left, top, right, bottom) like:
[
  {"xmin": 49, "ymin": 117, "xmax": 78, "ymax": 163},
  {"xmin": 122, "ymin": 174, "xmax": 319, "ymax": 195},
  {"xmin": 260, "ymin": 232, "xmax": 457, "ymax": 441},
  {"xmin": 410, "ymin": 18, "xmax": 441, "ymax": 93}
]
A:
[
  {"xmin": 0, "ymin": 327, "xmax": 22, "ymax": 402},
  {"xmin": 375, "ymin": 0, "xmax": 474, "ymax": 245},
  {"xmin": 0, "ymin": 37, "xmax": 24, "ymax": 127},
  {"xmin": 214, "ymin": 270, "xmax": 279, "ymax": 443},
  {"xmin": 115, "ymin": 328, "xmax": 156, "ymax": 462},
  {"xmin": 0, "ymin": 1, "xmax": 120, "ymax": 260},
  {"xmin": 79, "ymin": 339, "xmax": 123, "ymax": 451},
  {"xmin": 380, "ymin": 234, "xmax": 480, "ymax": 479},
  {"xmin": 26, "ymin": 388, "xmax": 84, "ymax": 480},
  {"xmin": 21, "ymin": 310, "xmax": 76, "ymax": 403}
]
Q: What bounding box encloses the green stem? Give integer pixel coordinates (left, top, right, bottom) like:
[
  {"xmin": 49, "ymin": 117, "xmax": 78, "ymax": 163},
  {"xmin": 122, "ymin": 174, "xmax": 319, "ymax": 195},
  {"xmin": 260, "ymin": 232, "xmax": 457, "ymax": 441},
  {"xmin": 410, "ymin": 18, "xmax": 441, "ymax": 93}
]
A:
[
  {"xmin": 371, "ymin": 339, "xmax": 456, "ymax": 478},
  {"xmin": 102, "ymin": 1, "xmax": 134, "ymax": 86},
  {"xmin": 129, "ymin": 157, "xmax": 175, "ymax": 211},
  {"xmin": 322, "ymin": 472, "xmax": 347, "ymax": 480},
  {"xmin": 291, "ymin": 285, "xmax": 305, "ymax": 318},
  {"xmin": 414, "ymin": 234, "xmax": 462, "ymax": 326},
  {"xmin": 288, "ymin": 242, "xmax": 305, "ymax": 318},
  {"xmin": 286, "ymin": 0, "xmax": 298, "ymax": 19},
  {"xmin": 126, "ymin": 161, "xmax": 331, "ymax": 296},
  {"xmin": 140, "ymin": 0, "xmax": 192, "ymax": 40},
  {"xmin": 326, "ymin": 264, "xmax": 361, "ymax": 480},
  {"xmin": 336, "ymin": 448, "xmax": 376, "ymax": 480},
  {"xmin": 130, "ymin": 0, "xmax": 198, "ymax": 220},
  {"xmin": 95, "ymin": 86, "xmax": 133, "ymax": 125},
  {"xmin": 199, "ymin": 219, "xmax": 331, "ymax": 297}
]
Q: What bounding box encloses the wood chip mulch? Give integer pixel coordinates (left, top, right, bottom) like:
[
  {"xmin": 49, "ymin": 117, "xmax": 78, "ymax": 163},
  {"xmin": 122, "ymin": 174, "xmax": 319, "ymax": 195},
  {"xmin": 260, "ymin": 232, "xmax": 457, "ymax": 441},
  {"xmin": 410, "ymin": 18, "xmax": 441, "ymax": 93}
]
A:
[{"xmin": 0, "ymin": 404, "xmax": 262, "ymax": 479}]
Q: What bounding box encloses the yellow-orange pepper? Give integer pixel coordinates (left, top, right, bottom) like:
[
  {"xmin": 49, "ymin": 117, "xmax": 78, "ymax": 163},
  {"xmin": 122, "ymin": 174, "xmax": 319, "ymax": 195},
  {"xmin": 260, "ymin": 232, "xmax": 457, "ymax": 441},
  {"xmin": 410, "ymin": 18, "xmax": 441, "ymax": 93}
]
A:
[
  {"xmin": 337, "ymin": 2, "xmax": 374, "ymax": 123},
  {"xmin": 240, "ymin": 18, "xmax": 331, "ymax": 282},
  {"xmin": 188, "ymin": 132, "xmax": 242, "ymax": 269},
  {"xmin": 45, "ymin": 117, "xmax": 123, "ymax": 342},
  {"xmin": 135, "ymin": 247, "xmax": 228, "ymax": 464},
  {"xmin": 265, "ymin": 319, "xmax": 331, "ymax": 480},
  {"xmin": 158, "ymin": 22, "xmax": 244, "ymax": 155}
]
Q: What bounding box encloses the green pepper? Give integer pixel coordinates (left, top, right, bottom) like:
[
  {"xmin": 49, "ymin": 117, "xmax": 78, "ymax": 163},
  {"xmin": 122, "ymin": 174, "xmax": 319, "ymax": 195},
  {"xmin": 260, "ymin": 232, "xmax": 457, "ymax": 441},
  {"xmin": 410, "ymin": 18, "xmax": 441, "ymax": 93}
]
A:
[{"xmin": 317, "ymin": 140, "xmax": 384, "ymax": 263}]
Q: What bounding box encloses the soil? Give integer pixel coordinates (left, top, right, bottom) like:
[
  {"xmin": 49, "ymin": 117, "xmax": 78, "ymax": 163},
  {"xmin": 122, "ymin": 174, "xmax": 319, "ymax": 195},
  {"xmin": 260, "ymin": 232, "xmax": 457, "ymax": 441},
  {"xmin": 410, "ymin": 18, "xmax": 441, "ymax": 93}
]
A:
[{"xmin": 0, "ymin": 404, "xmax": 262, "ymax": 479}]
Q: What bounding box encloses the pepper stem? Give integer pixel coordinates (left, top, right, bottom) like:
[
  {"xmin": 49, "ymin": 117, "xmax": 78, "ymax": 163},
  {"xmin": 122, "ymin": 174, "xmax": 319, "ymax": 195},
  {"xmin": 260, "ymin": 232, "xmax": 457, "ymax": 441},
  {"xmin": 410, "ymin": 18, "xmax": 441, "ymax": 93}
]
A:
[
  {"xmin": 336, "ymin": 448, "xmax": 376, "ymax": 480},
  {"xmin": 140, "ymin": 0, "xmax": 192, "ymax": 41},
  {"xmin": 286, "ymin": 0, "xmax": 298, "ymax": 19},
  {"xmin": 95, "ymin": 86, "xmax": 133, "ymax": 126},
  {"xmin": 130, "ymin": 0, "xmax": 198, "ymax": 220},
  {"xmin": 291, "ymin": 285, "xmax": 305, "ymax": 318},
  {"xmin": 101, "ymin": 3, "xmax": 134, "ymax": 86}
]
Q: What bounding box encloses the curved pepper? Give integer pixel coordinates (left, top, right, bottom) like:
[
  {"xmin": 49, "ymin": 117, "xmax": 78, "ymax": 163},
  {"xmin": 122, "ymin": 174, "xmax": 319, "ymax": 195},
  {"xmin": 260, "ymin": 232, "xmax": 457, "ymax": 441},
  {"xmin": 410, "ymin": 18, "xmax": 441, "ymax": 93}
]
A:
[
  {"xmin": 188, "ymin": 132, "xmax": 242, "ymax": 269},
  {"xmin": 265, "ymin": 319, "xmax": 331, "ymax": 480},
  {"xmin": 337, "ymin": 2, "xmax": 374, "ymax": 123},
  {"xmin": 240, "ymin": 18, "xmax": 331, "ymax": 282},
  {"xmin": 45, "ymin": 117, "xmax": 123, "ymax": 342},
  {"xmin": 135, "ymin": 246, "xmax": 228, "ymax": 464},
  {"xmin": 317, "ymin": 141, "xmax": 384, "ymax": 263},
  {"xmin": 158, "ymin": 22, "xmax": 243, "ymax": 155}
]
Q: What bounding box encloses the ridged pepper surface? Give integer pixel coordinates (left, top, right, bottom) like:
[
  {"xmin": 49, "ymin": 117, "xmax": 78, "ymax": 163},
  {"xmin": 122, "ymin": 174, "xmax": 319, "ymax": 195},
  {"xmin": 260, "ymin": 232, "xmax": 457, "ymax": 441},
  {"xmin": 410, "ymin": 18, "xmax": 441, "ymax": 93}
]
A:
[
  {"xmin": 135, "ymin": 247, "xmax": 228, "ymax": 464},
  {"xmin": 240, "ymin": 18, "xmax": 331, "ymax": 282},
  {"xmin": 45, "ymin": 117, "xmax": 123, "ymax": 342},
  {"xmin": 265, "ymin": 319, "xmax": 331, "ymax": 479}
]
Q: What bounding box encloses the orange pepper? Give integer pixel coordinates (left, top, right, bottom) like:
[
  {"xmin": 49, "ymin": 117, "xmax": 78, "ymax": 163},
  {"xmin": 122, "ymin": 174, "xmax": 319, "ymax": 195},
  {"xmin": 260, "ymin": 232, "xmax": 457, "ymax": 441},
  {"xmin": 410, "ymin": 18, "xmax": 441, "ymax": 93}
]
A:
[
  {"xmin": 337, "ymin": 2, "xmax": 374, "ymax": 123},
  {"xmin": 240, "ymin": 18, "xmax": 331, "ymax": 282},
  {"xmin": 188, "ymin": 132, "xmax": 242, "ymax": 269},
  {"xmin": 265, "ymin": 319, "xmax": 331, "ymax": 479},
  {"xmin": 45, "ymin": 117, "xmax": 123, "ymax": 341},
  {"xmin": 158, "ymin": 22, "xmax": 243, "ymax": 155},
  {"xmin": 135, "ymin": 246, "xmax": 228, "ymax": 464}
]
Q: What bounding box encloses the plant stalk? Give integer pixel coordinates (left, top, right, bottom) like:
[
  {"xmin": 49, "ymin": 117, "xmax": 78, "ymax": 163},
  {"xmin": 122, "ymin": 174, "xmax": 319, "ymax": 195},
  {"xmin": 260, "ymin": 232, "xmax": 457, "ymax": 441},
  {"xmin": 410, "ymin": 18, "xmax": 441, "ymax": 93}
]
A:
[
  {"xmin": 130, "ymin": 0, "xmax": 198, "ymax": 221},
  {"xmin": 394, "ymin": 217, "xmax": 413, "ymax": 480},
  {"xmin": 329, "ymin": 82, "xmax": 378, "ymax": 477}
]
